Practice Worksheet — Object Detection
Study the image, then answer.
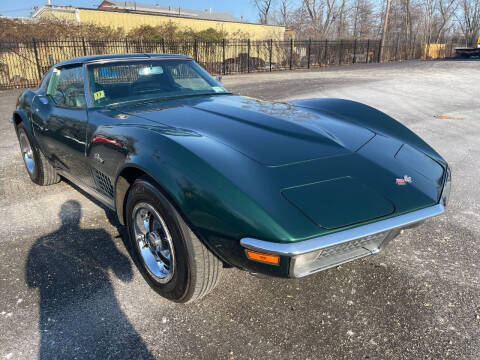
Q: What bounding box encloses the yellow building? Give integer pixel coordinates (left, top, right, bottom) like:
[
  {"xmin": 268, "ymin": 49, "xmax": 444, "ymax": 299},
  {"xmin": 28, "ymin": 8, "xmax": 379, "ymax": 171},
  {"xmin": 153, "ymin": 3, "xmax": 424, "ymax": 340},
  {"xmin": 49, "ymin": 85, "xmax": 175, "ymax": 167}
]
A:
[{"xmin": 32, "ymin": 2, "xmax": 285, "ymax": 41}]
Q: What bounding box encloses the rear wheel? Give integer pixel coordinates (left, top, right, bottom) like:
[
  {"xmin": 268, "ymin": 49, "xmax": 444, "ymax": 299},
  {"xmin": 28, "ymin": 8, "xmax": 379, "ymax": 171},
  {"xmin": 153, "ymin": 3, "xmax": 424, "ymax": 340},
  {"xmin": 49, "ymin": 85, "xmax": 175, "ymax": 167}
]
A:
[
  {"xmin": 16, "ymin": 123, "xmax": 59, "ymax": 186},
  {"xmin": 126, "ymin": 177, "xmax": 222, "ymax": 303}
]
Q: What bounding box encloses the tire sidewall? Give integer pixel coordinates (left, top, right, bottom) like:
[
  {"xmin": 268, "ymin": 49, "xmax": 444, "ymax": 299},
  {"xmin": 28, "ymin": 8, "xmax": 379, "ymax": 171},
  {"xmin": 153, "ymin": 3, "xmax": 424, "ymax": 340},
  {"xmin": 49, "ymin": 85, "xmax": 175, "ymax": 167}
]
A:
[
  {"xmin": 16, "ymin": 124, "xmax": 41, "ymax": 183},
  {"xmin": 126, "ymin": 178, "xmax": 192, "ymax": 302}
]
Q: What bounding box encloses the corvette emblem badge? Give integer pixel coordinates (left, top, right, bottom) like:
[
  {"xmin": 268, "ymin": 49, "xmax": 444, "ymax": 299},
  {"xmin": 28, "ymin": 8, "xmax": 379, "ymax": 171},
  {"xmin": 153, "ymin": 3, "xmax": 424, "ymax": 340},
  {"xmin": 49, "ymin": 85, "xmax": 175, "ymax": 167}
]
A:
[{"xmin": 396, "ymin": 175, "xmax": 412, "ymax": 185}]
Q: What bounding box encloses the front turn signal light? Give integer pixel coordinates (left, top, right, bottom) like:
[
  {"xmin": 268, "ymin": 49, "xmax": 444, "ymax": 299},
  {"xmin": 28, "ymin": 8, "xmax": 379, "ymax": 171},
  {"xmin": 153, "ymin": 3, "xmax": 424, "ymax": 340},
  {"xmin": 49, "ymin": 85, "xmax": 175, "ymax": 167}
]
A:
[{"xmin": 245, "ymin": 250, "xmax": 280, "ymax": 265}]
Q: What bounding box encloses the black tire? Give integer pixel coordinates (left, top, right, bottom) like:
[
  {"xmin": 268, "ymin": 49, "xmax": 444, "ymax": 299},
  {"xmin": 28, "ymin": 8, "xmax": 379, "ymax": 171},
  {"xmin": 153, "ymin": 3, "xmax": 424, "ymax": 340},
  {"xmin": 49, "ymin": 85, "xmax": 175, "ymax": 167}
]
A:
[
  {"xmin": 125, "ymin": 176, "xmax": 222, "ymax": 303},
  {"xmin": 16, "ymin": 123, "xmax": 60, "ymax": 186}
]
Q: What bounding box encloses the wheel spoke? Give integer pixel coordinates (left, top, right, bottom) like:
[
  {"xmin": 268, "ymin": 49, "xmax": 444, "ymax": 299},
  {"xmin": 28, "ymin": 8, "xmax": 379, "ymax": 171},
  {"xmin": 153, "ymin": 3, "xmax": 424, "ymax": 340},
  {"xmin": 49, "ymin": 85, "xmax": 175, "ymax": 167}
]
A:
[
  {"xmin": 132, "ymin": 203, "xmax": 175, "ymax": 283},
  {"xmin": 143, "ymin": 219, "xmax": 150, "ymax": 234}
]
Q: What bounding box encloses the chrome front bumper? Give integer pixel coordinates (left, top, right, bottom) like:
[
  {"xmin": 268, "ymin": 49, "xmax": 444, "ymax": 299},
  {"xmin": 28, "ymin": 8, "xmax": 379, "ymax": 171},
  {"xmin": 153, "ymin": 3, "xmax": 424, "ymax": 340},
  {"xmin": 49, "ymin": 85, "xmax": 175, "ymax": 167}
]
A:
[{"xmin": 241, "ymin": 204, "xmax": 445, "ymax": 277}]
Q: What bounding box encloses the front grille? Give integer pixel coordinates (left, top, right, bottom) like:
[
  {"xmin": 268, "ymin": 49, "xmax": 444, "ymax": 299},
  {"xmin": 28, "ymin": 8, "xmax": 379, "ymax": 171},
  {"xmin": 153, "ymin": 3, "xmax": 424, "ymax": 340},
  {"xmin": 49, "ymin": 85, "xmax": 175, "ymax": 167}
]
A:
[
  {"xmin": 293, "ymin": 231, "xmax": 391, "ymax": 277},
  {"xmin": 320, "ymin": 231, "xmax": 389, "ymax": 257}
]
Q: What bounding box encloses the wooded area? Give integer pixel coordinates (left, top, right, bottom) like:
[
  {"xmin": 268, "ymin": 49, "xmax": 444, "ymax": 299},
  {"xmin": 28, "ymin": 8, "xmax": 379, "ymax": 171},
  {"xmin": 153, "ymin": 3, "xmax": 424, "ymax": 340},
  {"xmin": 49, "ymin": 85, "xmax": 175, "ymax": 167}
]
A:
[{"xmin": 254, "ymin": 0, "xmax": 479, "ymax": 46}]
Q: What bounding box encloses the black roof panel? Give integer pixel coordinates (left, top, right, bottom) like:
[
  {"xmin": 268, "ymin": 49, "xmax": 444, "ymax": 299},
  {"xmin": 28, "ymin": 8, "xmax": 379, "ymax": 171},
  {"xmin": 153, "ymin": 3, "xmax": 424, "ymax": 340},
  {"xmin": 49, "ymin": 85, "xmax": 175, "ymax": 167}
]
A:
[{"xmin": 56, "ymin": 53, "xmax": 191, "ymax": 67}]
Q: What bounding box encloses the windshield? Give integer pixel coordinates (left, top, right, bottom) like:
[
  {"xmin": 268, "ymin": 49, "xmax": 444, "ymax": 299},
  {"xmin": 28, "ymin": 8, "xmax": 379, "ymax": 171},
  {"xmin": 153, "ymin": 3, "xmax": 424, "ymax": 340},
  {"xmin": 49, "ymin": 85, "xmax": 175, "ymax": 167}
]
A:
[{"xmin": 87, "ymin": 59, "xmax": 229, "ymax": 106}]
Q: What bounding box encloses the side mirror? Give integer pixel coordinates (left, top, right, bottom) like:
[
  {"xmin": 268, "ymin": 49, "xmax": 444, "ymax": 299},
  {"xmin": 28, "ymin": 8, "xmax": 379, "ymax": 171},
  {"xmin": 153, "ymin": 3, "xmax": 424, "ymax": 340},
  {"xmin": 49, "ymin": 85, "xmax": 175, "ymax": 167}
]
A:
[
  {"xmin": 215, "ymin": 75, "xmax": 223, "ymax": 83},
  {"xmin": 38, "ymin": 95, "xmax": 49, "ymax": 105}
]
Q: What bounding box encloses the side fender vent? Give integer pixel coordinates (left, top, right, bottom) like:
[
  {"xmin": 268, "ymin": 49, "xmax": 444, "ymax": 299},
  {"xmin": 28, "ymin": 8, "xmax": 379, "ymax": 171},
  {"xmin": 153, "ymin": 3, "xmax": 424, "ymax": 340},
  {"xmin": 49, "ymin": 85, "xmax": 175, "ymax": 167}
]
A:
[{"xmin": 92, "ymin": 168, "xmax": 114, "ymax": 198}]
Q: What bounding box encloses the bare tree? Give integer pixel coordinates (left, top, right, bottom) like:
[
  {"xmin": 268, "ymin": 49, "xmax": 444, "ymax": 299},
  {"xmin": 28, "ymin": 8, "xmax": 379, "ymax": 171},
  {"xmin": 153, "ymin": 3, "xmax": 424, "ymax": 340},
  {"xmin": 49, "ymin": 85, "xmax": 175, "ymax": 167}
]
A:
[
  {"xmin": 400, "ymin": 0, "xmax": 413, "ymax": 53},
  {"xmin": 352, "ymin": 0, "xmax": 375, "ymax": 39},
  {"xmin": 279, "ymin": 0, "xmax": 291, "ymax": 26},
  {"xmin": 269, "ymin": 0, "xmax": 474, "ymax": 58},
  {"xmin": 435, "ymin": 0, "xmax": 459, "ymax": 42},
  {"xmin": 302, "ymin": 0, "xmax": 339, "ymax": 38},
  {"xmin": 254, "ymin": 0, "xmax": 274, "ymax": 24},
  {"xmin": 335, "ymin": 0, "xmax": 348, "ymax": 38},
  {"xmin": 380, "ymin": 0, "xmax": 392, "ymax": 61},
  {"xmin": 457, "ymin": 0, "xmax": 480, "ymax": 44}
]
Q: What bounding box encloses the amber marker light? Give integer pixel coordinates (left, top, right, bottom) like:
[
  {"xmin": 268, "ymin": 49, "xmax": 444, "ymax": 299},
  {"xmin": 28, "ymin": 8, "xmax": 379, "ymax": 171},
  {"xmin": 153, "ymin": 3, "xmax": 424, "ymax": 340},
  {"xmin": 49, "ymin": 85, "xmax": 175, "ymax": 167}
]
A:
[{"xmin": 245, "ymin": 250, "xmax": 280, "ymax": 265}]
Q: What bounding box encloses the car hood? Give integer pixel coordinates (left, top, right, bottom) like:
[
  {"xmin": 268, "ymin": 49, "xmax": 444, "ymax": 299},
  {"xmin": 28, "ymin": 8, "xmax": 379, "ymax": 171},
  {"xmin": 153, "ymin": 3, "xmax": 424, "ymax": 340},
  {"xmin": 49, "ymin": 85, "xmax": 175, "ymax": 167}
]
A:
[
  {"xmin": 113, "ymin": 95, "xmax": 444, "ymax": 233},
  {"xmin": 118, "ymin": 95, "xmax": 375, "ymax": 167}
]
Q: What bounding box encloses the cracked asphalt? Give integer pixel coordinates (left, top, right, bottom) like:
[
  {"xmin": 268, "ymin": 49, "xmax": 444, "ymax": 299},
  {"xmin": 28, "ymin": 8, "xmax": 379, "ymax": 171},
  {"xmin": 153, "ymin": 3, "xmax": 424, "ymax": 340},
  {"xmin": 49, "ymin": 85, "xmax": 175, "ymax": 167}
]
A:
[{"xmin": 0, "ymin": 60, "xmax": 479, "ymax": 359}]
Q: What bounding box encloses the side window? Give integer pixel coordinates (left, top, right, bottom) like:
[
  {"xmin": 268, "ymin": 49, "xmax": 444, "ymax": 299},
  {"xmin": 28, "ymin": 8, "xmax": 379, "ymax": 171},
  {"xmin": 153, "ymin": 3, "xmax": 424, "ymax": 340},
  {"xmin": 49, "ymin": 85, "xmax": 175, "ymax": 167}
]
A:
[{"xmin": 46, "ymin": 66, "xmax": 86, "ymax": 109}]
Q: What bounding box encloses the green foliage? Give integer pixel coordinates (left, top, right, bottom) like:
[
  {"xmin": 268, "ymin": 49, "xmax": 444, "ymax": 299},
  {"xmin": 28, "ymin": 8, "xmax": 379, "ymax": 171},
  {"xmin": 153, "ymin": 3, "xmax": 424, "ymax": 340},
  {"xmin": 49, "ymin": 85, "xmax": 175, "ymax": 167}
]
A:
[
  {"xmin": 0, "ymin": 18, "xmax": 246, "ymax": 42},
  {"xmin": 0, "ymin": 18, "xmax": 124, "ymax": 41}
]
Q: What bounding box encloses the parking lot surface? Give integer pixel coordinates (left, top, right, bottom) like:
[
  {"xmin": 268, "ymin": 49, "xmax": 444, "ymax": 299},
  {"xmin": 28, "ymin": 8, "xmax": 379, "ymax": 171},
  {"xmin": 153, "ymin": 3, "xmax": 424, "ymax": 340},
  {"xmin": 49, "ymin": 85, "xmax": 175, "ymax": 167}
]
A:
[{"xmin": 0, "ymin": 60, "xmax": 479, "ymax": 359}]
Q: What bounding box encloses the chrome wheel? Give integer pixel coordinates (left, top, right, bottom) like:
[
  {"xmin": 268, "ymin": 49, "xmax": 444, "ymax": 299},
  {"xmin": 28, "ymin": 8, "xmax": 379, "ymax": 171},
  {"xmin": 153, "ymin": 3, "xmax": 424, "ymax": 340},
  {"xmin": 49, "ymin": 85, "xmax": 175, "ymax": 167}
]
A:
[
  {"xmin": 18, "ymin": 129, "xmax": 35, "ymax": 175},
  {"xmin": 132, "ymin": 203, "xmax": 175, "ymax": 283}
]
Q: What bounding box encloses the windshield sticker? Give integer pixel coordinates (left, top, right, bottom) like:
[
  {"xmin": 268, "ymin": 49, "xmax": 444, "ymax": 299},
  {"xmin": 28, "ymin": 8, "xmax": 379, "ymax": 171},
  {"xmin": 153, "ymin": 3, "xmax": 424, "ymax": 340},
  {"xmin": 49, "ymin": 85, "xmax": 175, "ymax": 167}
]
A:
[
  {"xmin": 212, "ymin": 86, "xmax": 225, "ymax": 93},
  {"xmin": 93, "ymin": 90, "xmax": 105, "ymax": 101}
]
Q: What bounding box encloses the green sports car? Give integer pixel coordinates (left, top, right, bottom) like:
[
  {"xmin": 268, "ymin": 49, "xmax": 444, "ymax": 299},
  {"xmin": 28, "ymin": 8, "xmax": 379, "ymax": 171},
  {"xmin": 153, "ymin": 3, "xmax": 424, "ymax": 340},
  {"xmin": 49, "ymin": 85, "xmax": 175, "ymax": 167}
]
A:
[{"xmin": 12, "ymin": 54, "xmax": 451, "ymax": 303}]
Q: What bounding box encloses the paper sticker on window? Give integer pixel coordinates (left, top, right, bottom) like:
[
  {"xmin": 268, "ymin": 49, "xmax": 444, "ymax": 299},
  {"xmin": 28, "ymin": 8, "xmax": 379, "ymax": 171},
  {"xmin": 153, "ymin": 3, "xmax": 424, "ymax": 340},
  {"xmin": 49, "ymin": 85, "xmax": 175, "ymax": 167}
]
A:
[
  {"xmin": 94, "ymin": 90, "xmax": 105, "ymax": 100},
  {"xmin": 212, "ymin": 86, "xmax": 225, "ymax": 93}
]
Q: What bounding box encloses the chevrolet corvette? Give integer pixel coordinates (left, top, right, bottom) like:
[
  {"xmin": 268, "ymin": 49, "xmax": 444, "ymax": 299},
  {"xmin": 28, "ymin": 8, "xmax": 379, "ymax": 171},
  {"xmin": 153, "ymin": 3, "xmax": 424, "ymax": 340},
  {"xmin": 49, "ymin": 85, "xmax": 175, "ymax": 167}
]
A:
[{"xmin": 11, "ymin": 54, "xmax": 451, "ymax": 302}]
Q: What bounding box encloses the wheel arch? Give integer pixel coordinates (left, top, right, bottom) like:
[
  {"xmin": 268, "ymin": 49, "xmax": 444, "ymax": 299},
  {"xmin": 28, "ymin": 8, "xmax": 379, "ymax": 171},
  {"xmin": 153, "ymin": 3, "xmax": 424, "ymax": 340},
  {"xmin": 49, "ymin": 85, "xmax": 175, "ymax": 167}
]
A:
[
  {"xmin": 114, "ymin": 163, "xmax": 235, "ymax": 267},
  {"xmin": 12, "ymin": 110, "xmax": 29, "ymax": 134},
  {"xmin": 115, "ymin": 164, "xmax": 174, "ymax": 226}
]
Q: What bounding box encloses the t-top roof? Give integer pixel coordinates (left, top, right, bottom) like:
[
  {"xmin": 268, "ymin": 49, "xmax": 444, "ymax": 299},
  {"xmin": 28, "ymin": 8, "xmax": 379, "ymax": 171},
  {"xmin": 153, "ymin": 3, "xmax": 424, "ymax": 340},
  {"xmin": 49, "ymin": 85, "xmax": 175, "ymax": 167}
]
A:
[{"xmin": 55, "ymin": 53, "xmax": 191, "ymax": 67}]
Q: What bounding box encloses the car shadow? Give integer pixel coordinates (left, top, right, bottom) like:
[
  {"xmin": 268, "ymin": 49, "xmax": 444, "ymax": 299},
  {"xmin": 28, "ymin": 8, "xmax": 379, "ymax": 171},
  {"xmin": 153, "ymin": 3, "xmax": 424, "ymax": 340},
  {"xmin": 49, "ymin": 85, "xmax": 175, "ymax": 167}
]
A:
[
  {"xmin": 60, "ymin": 177, "xmax": 134, "ymax": 258},
  {"xmin": 25, "ymin": 200, "xmax": 155, "ymax": 359}
]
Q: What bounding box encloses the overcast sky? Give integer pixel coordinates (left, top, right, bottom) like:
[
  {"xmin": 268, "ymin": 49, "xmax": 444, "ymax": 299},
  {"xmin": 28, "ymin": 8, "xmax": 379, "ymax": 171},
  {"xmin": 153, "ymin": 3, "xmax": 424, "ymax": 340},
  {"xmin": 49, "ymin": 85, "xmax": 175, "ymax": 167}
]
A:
[{"xmin": 0, "ymin": 0, "xmax": 260, "ymax": 22}]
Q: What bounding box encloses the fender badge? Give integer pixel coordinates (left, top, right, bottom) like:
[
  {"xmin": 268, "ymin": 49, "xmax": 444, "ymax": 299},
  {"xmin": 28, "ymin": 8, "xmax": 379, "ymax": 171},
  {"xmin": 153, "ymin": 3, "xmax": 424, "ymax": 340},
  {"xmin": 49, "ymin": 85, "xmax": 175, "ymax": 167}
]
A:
[
  {"xmin": 396, "ymin": 175, "xmax": 412, "ymax": 185},
  {"xmin": 93, "ymin": 153, "xmax": 104, "ymax": 164}
]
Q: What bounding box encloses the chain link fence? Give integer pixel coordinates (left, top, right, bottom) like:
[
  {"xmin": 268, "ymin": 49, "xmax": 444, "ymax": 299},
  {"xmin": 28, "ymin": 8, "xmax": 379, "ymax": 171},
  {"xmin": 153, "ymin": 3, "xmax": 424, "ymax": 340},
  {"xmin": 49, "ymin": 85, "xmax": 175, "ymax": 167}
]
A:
[{"xmin": 0, "ymin": 37, "xmax": 467, "ymax": 90}]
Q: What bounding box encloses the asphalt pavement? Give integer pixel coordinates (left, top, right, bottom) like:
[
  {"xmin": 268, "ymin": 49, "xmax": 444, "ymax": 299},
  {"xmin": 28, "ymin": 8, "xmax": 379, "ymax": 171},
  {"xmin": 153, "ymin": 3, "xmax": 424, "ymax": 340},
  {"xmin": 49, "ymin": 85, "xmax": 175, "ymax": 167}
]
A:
[{"xmin": 0, "ymin": 59, "xmax": 479, "ymax": 359}]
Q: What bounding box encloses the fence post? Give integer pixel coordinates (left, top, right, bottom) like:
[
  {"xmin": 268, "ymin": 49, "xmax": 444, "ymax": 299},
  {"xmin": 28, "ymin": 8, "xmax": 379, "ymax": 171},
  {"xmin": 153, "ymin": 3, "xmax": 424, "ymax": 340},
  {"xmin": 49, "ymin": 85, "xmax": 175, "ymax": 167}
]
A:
[
  {"xmin": 222, "ymin": 39, "xmax": 226, "ymax": 75},
  {"xmin": 194, "ymin": 39, "xmax": 198, "ymax": 62},
  {"xmin": 307, "ymin": 39, "xmax": 311, "ymax": 69},
  {"xmin": 338, "ymin": 39, "xmax": 343, "ymax": 65},
  {"xmin": 125, "ymin": 38, "xmax": 129, "ymax": 53},
  {"xmin": 290, "ymin": 38, "xmax": 293, "ymax": 70},
  {"xmin": 323, "ymin": 39, "xmax": 328, "ymax": 65},
  {"xmin": 377, "ymin": 40, "xmax": 382, "ymax": 63},
  {"xmin": 247, "ymin": 39, "xmax": 251, "ymax": 73},
  {"xmin": 366, "ymin": 39, "xmax": 370, "ymax": 63},
  {"xmin": 81, "ymin": 37, "xmax": 87, "ymax": 56},
  {"xmin": 269, "ymin": 39, "xmax": 273, "ymax": 72},
  {"xmin": 353, "ymin": 38, "xmax": 357, "ymax": 64},
  {"xmin": 162, "ymin": 38, "xmax": 166, "ymax": 53},
  {"xmin": 32, "ymin": 38, "xmax": 42, "ymax": 81}
]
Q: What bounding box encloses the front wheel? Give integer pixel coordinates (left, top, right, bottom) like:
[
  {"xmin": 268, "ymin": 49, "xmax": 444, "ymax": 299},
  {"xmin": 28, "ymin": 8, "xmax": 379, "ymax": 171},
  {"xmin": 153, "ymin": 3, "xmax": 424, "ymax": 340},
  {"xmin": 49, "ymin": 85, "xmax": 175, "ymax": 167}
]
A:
[
  {"xmin": 16, "ymin": 123, "xmax": 59, "ymax": 186},
  {"xmin": 126, "ymin": 177, "xmax": 222, "ymax": 303}
]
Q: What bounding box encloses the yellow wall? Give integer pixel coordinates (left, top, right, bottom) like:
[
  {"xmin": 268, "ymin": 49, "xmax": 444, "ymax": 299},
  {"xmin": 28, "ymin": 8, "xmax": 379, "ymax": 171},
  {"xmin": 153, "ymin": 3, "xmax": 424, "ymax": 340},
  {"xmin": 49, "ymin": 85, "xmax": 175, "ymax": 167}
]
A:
[
  {"xmin": 37, "ymin": 8, "xmax": 285, "ymax": 40},
  {"xmin": 424, "ymin": 44, "xmax": 446, "ymax": 59}
]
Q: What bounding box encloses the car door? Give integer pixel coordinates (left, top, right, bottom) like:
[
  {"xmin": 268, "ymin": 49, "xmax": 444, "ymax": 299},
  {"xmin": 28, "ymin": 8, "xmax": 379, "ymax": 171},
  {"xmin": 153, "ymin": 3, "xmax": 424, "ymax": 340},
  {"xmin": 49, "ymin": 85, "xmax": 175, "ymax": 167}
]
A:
[{"xmin": 31, "ymin": 65, "xmax": 91, "ymax": 184}]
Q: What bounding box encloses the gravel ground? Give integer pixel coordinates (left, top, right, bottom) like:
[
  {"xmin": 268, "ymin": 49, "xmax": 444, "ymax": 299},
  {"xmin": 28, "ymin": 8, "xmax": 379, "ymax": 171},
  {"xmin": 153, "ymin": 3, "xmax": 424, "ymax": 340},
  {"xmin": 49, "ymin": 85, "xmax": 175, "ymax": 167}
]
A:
[{"xmin": 0, "ymin": 60, "xmax": 479, "ymax": 359}]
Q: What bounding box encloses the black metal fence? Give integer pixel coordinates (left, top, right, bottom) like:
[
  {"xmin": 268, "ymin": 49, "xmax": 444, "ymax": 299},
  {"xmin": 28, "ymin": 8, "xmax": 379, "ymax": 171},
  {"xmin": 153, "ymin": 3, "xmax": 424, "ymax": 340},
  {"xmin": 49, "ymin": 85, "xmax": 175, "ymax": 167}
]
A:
[{"xmin": 0, "ymin": 38, "xmax": 465, "ymax": 90}]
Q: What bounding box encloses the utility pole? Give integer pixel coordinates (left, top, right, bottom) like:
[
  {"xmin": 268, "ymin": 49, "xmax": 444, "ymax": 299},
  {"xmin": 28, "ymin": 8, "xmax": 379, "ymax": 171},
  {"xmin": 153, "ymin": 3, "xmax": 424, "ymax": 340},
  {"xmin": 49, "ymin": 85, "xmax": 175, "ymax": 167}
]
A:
[{"xmin": 379, "ymin": 0, "xmax": 391, "ymax": 63}]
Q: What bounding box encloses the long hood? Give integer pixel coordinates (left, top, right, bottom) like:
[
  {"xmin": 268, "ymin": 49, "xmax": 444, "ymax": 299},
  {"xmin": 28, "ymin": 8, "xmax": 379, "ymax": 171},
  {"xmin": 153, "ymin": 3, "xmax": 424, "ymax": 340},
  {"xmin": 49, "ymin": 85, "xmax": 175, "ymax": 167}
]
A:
[
  {"xmin": 112, "ymin": 95, "xmax": 445, "ymax": 234},
  {"xmin": 118, "ymin": 95, "xmax": 375, "ymax": 167}
]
